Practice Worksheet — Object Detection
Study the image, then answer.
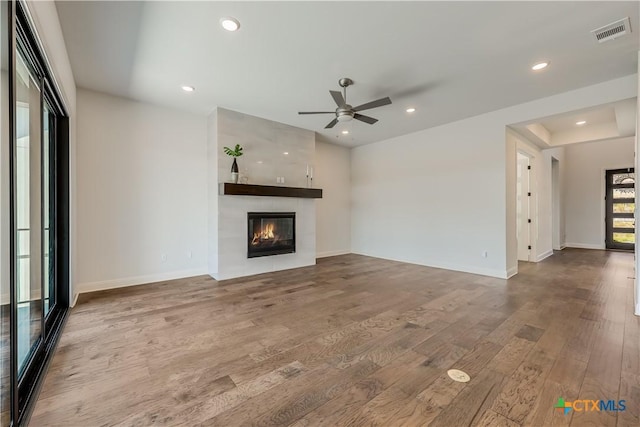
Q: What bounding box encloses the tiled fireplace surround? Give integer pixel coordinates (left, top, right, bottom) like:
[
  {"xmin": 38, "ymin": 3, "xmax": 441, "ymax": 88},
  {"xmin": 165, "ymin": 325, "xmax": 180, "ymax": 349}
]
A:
[{"xmin": 208, "ymin": 108, "xmax": 317, "ymax": 280}]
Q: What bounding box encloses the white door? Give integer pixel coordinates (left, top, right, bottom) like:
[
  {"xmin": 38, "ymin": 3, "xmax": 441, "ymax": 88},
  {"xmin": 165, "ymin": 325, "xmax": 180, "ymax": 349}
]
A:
[{"xmin": 517, "ymin": 154, "xmax": 531, "ymax": 261}]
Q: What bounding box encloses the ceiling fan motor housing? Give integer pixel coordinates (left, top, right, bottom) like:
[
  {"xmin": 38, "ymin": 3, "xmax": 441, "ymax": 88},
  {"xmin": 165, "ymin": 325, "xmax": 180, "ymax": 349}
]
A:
[{"xmin": 337, "ymin": 107, "xmax": 354, "ymax": 122}]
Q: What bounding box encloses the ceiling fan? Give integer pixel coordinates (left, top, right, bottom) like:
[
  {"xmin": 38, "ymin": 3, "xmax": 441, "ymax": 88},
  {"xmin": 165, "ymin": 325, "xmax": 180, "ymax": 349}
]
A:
[{"xmin": 298, "ymin": 78, "xmax": 392, "ymax": 129}]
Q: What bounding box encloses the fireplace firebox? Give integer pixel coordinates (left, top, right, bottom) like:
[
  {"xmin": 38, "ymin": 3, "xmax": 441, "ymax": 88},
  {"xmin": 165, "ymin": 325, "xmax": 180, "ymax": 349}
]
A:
[{"xmin": 247, "ymin": 212, "xmax": 296, "ymax": 258}]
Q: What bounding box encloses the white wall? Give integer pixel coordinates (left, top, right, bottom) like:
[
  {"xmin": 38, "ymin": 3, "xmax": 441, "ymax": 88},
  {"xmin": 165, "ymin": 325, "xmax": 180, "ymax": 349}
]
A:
[
  {"xmin": 352, "ymin": 75, "xmax": 636, "ymax": 279},
  {"xmin": 314, "ymin": 141, "xmax": 351, "ymax": 257},
  {"xmin": 352, "ymin": 116, "xmax": 510, "ymax": 278},
  {"xmin": 564, "ymin": 137, "xmax": 635, "ymax": 249},
  {"xmin": 76, "ymin": 89, "xmax": 208, "ymax": 292},
  {"xmin": 207, "ymin": 106, "xmax": 223, "ymax": 280}
]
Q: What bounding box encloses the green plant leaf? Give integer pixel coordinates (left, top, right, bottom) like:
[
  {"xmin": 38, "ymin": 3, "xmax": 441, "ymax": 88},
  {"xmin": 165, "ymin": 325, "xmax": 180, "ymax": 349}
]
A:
[{"xmin": 223, "ymin": 144, "xmax": 243, "ymax": 157}]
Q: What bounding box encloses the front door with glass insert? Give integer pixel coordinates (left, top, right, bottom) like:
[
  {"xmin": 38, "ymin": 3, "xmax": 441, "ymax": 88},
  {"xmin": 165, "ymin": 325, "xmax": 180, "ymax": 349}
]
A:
[{"xmin": 605, "ymin": 168, "xmax": 635, "ymax": 251}]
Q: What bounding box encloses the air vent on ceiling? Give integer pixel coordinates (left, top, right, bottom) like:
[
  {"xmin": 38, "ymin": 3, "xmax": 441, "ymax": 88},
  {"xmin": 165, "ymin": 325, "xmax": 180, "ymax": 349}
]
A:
[{"xmin": 592, "ymin": 17, "xmax": 631, "ymax": 43}]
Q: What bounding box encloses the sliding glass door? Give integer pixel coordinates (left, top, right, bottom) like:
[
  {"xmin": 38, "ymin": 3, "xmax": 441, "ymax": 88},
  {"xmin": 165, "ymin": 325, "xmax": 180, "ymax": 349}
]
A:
[
  {"xmin": 1, "ymin": 1, "xmax": 11, "ymax": 423},
  {"xmin": 15, "ymin": 48, "xmax": 42, "ymax": 378},
  {"xmin": 1, "ymin": 1, "xmax": 69, "ymax": 424}
]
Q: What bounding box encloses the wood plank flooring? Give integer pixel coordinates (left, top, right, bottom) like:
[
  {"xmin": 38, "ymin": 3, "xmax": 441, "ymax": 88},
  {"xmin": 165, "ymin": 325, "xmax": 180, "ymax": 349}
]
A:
[{"xmin": 29, "ymin": 249, "xmax": 638, "ymax": 426}]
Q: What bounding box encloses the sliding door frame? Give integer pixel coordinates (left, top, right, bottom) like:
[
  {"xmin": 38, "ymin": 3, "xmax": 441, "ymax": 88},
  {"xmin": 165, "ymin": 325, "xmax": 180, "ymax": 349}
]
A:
[{"xmin": 6, "ymin": 1, "xmax": 70, "ymax": 424}]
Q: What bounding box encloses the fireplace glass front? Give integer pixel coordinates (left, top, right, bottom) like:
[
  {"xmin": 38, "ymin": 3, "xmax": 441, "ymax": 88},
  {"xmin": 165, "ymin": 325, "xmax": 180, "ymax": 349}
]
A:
[{"xmin": 247, "ymin": 212, "xmax": 296, "ymax": 258}]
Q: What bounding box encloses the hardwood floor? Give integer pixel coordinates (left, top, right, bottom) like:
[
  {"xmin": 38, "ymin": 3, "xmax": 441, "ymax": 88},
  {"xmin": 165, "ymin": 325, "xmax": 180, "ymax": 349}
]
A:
[{"xmin": 30, "ymin": 249, "xmax": 638, "ymax": 426}]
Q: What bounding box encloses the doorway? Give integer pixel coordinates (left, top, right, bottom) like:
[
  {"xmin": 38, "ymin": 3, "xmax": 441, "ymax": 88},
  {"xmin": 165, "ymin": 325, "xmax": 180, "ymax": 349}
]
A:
[
  {"xmin": 605, "ymin": 168, "xmax": 635, "ymax": 251},
  {"xmin": 516, "ymin": 153, "xmax": 531, "ymax": 261}
]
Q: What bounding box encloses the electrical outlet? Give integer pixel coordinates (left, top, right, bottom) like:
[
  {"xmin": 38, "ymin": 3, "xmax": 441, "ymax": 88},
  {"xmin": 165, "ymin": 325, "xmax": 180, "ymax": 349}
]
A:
[
  {"xmin": 161, "ymin": 254, "xmax": 167, "ymax": 262},
  {"xmin": 281, "ymin": 177, "xmax": 285, "ymax": 184},
  {"xmin": 482, "ymin": 251, "xmax": 488, "ymax": 258}
]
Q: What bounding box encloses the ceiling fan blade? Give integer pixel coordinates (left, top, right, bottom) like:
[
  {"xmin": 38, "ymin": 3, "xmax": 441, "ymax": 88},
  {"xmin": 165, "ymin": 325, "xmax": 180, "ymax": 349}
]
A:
[
  {"xmin": 353, "ymin": 97, "xmax": 392, "ymax": 112},
  {"xmin": 354, "ymin": 113, "xmax": 378, "ymax": 125},
  {"xmin": 330, "ymin": 90, "xmax": 345, "ymax": 107},
  {"xmin": 324, "ymin": 118, "xmax": 339, "ymax": 129},
  {"xmin": 298, "ymin": 111, "xmax": 335, "ymax": 115}
]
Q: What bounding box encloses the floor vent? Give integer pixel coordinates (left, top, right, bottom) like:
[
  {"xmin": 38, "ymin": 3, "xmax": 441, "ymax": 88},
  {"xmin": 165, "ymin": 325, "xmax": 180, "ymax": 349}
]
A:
[
  {"xmin": 592, "ymin": 17, "xmax": 631, "ymax": 43},
  {"xmin": 447, "ymin": 369, "xmax": 470, "ymax": 383}
]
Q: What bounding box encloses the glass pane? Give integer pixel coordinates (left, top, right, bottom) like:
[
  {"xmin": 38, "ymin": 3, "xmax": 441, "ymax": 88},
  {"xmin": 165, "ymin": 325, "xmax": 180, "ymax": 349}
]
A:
[
  {"xmin": 613, "ymin": 218, "xmax": 635, "ymax": 229},
  {"xmin": 613, "ymin": 172, "xmax": 635, "ymax": 184},
  {"xmin": 613, "ymin": 203, "xmax": 635, "ymax": 214},
  {"xmin": 43, "ymin": 104, "xmax": 53, "ymax": 315},
  {"xmin": 613, "ymin": 188, "xmax": 635, "ymax": 199},
  {"xmin": 16, "ymin": 52, "xmax": 42, "ymax": 375},
  {"xmin": 1, "ymin": 1, "xmax": 9, "ymax": 422},
  {"xmin": 613, "ymin": 232, "xmax": 635, "ymax": 244}
]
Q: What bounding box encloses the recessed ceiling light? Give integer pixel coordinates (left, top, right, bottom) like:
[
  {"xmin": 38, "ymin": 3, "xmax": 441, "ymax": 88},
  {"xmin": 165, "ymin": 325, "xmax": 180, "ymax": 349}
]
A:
[
  {"xmin": 283, "ymin": 152, "xmax": 289, "ymax": 155},
  {"xmin": 181, "ymin": 85, "xmax": 195, "ymax": 92},
  {"xmin": 531, "ymin": 62, "xmax": 549, "ymax": 71},
  {"xmin": 406, "ymin": 108, "xmax": 416, "ymax": 113},
  {"xmin": 576, "ymin": 120, "xmax": 587, "ymax": 125},
  {"xmin": 342, "ymin": 130, "xmax": 349, "ymax": 134},
  {"xmin": 220, "ymin": 17, "xmax": 240, "ymax": 32}
]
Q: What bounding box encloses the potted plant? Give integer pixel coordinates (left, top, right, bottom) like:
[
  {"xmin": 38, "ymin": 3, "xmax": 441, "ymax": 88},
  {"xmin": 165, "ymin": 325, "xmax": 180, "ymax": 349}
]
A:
[{"xmin": 223, "ymin": 144, "xmax": 243, "ymax": 183}]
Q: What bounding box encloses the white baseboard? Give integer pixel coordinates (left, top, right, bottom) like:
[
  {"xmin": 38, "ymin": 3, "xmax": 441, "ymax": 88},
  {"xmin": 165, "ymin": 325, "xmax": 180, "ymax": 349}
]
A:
[
  {"xmin": 316, "ymin": 250, "xmax": 351, "ymax": 258},
  {"xmin": 506, "ymin": 266, "xmax": 518, "ymax": 279},
  {"xmin": 71, "ymin": 292, "xmax": 79, "ymax": 308},
  {"xmin": 351, "ymin": 250, "xmax": 510, "ymax": 279},
  {"xmin": 560, "ymin": 244, "xmax": 567, "ymax": 250},
  {"xmin": 536, "ymin": 250, "xmax": 554, "ymax": 262},
  {"xmin": 565, "ymin": 243, "xmax": 605, "ymax": 250},
  {"xmin": 78, "ymin": 268, "xmax": 208, "ymax": 294},
  {"xmin": 636, "ymin": 301, "xmax": 640, "ymax": 316}
]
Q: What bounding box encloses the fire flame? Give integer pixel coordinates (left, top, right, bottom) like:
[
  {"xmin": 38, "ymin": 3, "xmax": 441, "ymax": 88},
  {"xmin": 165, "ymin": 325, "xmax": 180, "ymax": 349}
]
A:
[{"xmin": 251, "ymin": 223, "xmax": 275, "ymax": 245}]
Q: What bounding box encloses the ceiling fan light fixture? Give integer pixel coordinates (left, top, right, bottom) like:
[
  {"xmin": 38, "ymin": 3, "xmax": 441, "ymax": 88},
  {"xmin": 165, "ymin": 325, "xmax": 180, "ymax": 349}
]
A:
[
  {"xmin": 342, "ymin": 130, "xmax": 349, "ymax": 134},
  {"xmin": 337, "ymin": 115, "xmax": 353, "ymax": 122},
  {"xmin": 181, "ymin": 85, "xmax": 195, "ymax": 92},
  {"xmin": 406, "ymin": 107, "xmax": 416, "ymax": 113},
  {"xmin": 220, "ymin": 17, "xmax": 240, "ymax": 32}
]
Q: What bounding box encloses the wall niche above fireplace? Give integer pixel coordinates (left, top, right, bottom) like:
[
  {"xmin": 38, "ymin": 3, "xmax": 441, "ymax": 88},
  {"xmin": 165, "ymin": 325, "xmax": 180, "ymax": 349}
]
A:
[{"xmin": 248, "ymin": 212, "xmax": 296, "ymax": 258}]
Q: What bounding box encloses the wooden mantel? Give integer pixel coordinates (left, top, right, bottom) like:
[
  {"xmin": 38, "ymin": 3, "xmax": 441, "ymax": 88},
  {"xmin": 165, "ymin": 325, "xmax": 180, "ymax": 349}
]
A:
[{"xmin": 220, "ymin": 183, "xmax": 323, "ymax": 199}]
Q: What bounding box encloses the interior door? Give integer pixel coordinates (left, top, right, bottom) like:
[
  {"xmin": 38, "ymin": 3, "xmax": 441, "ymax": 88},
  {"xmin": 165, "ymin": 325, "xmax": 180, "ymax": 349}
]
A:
[
  {"xmin": 517, "ymin": 154, "xmax": 531, "ymax": 261},
  {"xmin": 606, "ymin": 168, "xmax": 635, "ymax": 251}
]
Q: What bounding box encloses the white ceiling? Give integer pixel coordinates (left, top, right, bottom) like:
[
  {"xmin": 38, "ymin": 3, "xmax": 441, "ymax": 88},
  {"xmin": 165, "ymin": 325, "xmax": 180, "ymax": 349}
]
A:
[
  {"xmin": 511, "ymin": 97, "xmax": 637, "ymax": 147},
  {"xmin": 541, "ymin": 106, "xmax": 617, "ymax": 133},
  {"xmin": 55, "ymin": 1, "xmax": 639, "ymax": 147}
]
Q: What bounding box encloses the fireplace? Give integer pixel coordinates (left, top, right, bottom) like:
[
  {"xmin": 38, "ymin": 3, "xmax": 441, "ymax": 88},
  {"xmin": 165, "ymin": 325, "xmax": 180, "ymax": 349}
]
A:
[{"xmin": 247, "ymin": 212, "xmax": 296, "ymax": 258}]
